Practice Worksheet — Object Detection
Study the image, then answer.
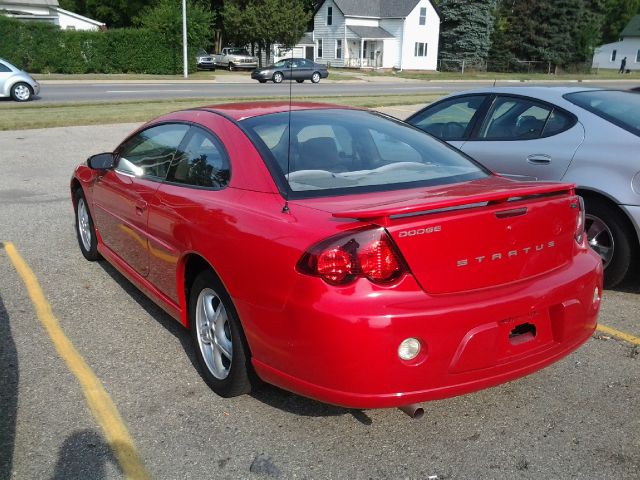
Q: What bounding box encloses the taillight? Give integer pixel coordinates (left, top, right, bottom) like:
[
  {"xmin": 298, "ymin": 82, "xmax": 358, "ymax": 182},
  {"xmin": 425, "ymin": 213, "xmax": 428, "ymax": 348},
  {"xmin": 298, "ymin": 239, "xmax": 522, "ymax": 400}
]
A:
[
  {"xmin": 297, "ymin": 227, "xmax": 408, "ymax": 286},
  {"xmin": 575, "ymin": 196, "xmax": 585, "ymax": 244}
]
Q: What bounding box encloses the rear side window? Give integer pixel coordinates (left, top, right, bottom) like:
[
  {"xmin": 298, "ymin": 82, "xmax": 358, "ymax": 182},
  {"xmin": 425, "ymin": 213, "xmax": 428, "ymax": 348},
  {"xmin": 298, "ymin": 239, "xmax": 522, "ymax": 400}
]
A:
[
  {"xmin": 0, "ymin": 62, "xmax": 11, "ymax": 73},
  {"xmin": 409, "ymin": 95, "xmax": 486, "ymax": 140},
  {"xmin": 241, "ymin": 109, "xmax": 488, "ymax": 198},
  {"xmin": 478, "ymin": 96, "xmax": 574, "ymax": 140},
  {"xmin": 166, "ymin": 127, "xmax": 230, "ymax": 189},
  {"xmin": 116, "ymin": 124, "xmax": 189, "ymax": 179}
]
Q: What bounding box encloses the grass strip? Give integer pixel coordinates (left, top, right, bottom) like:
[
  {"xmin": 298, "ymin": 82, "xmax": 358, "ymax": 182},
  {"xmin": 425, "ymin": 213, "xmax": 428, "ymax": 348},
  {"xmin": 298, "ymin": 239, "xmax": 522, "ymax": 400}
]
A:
[{"xmin": 0, "ymin": 93, "xmax": 445, "ymax": 130}]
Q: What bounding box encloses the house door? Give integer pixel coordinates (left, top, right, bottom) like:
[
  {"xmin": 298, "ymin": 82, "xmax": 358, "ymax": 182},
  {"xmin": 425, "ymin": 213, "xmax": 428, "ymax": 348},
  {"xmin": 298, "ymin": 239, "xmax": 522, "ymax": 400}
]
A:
[{"xmin": 305, "ymin": 46, "xmax": 314, "ymax": 60}]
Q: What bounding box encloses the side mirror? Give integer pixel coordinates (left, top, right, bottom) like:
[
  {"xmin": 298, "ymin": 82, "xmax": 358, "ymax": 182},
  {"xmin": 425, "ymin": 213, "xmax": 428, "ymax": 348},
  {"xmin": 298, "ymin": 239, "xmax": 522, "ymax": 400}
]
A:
[{"xmin": 87, "ymin": 152, "xmax": 115, "ymax": 170}]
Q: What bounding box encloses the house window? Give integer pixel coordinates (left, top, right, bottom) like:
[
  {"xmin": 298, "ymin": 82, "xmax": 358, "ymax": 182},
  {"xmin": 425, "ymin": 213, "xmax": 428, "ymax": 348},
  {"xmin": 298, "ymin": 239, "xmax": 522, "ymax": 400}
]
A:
[
  {"xmin": 336, "ymin": 39, "xmax": 342, "ymax": 59},
  {"xmin": 414, "ymin": 42, "xmax": 428, "ymax": 57},
  {"xmin": 318, "ymin": 38, "xmax": 323, "ymax": 58},
  {"xmin": 419, "ymin": 7, "xmax": 427, "ymax": 25},
  {"xmin": 636, "ymin": 49, "xmax": 640, "ymax": 63},
  {"xmin": 327, "ymin": 6, "xmax": 332, "ymax": 25},
  {"xmin": 611, "ymin": 50, "xmax": 617, "ymax": 62}
]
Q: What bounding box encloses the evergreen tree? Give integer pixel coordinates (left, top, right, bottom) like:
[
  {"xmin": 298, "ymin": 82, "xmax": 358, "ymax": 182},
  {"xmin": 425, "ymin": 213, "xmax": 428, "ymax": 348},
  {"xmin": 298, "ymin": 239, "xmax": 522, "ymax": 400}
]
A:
[
  {"xmin": 601, "ymin": 0, "xmax": 640, "ymax": 43},
  {"xmin": 437, "ymin": 0, "xmax": 497, "ymax": 71}
]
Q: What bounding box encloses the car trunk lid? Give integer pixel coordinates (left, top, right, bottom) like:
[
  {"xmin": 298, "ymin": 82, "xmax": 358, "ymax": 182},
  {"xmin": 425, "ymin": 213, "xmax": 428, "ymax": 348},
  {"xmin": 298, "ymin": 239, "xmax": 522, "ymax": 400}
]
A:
[{"xmin": 296, "ymin": 177, "xmax": 579, "ymax": 294}]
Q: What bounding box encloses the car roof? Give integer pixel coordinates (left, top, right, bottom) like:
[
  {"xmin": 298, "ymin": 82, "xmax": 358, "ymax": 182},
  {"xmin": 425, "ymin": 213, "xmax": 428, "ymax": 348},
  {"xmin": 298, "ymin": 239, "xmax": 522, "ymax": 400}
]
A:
[
  {"xmin": 197, "ymin": 101, "xmax": 360, "ymax": 121},
  {"xmin": 445, "ymin": 86, "xmax": 602, "ymax": 101}
]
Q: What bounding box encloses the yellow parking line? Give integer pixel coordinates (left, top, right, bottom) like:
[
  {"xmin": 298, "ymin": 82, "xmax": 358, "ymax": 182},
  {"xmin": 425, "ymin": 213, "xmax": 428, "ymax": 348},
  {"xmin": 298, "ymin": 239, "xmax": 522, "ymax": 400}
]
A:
[
  {"xmin": 597, "ymin": 324, "xmax": 640, "ymax": 346},
  {"xmin": 2, "ymin": 242, "xmax": 150, "ymax": 480}
]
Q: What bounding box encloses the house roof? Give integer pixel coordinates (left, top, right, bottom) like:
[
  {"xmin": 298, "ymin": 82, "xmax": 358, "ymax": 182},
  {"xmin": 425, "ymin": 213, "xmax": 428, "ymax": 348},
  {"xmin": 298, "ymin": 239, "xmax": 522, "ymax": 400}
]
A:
[
  {"xmin": 348, "ymin": 26, "xmax": 394, "ymax": 39},
  {"xmin": 2, "ymin": 0, "xmax": 59, "ymax": 5},
  {"xmin": 620, "ymin": 14, "xmax": 640, "ymax": 38},
  {"xmin": 53, "ymin": 7, "xmax": 104, "ymax": 26},
  {"xmin": 329, "ymin": 0, "xmax": 431, "ymax": 18},
  {"xmin": 298, "ymin": 33, "xmax": 314, "ymax": 45}
]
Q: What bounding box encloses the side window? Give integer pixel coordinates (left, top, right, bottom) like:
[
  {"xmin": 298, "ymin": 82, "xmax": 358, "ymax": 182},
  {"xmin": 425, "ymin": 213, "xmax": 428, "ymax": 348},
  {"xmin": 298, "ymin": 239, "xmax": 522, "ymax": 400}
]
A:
[
  {"xmin": 410, "ymin": 95, "xmax": 486, "ymax": 140},
  {"xmin": 479, "ymin": 97, "xmax": 552, "ymax": 140},
  {"xmin": 0, "ymin": 63, "xmax": 11, "ymax": 73},
  {"xmin": 369, "ymin": 130, "xmax": 422, "ymax": 163},
  {"xmin": 294, "ymin": 124, "xmax": 353, "ymax": 172},
  {"xmin": 542, "ymin": 109, "xmax": 574, "ymax": 136},
  {"xmin": 166, "ymin": 127, "xmax": 230, "ymax": 189},
  {"xmin": 117, "ymin": 124, "xmax": 189, "ymax": 179}
]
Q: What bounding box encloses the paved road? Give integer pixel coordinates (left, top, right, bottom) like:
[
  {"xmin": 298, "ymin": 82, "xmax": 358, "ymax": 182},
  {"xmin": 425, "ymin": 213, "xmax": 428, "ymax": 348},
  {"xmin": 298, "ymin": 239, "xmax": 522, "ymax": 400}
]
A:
[
  {"xmin": 24, "ymin": 77, "xmax": 640, "ymax": 103},
  {"xmin": 0, "ymin": 120, "xmax": 638, "ymax": 480}
]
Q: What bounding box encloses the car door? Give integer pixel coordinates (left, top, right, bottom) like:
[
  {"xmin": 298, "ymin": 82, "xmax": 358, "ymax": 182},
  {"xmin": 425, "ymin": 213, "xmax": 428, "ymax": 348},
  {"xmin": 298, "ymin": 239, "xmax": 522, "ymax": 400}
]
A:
[
  {"xmin": 147, "ymin": 125, "xmax": 232, "ymax": 303},
  {"xmin": 0, "ymin": 61, "xmax": 13, "ymax": 96},
  {"xmin": 408, "ymin": 94, "xmax": 490, "ymax": 150},
  {"xmin": 459, "ymin": 95, "xmax": 584, "ymax": 181},
  {"xmin": 281, "ymin": 60, "xmax": 294, "ymax": 80},
  {"xmin": 296, "ymin": 59, "xmax": 313, "ymax": 80},
  {"xmin": 92, "ymin": 123, "xmax": 189, "ymax": 277}
]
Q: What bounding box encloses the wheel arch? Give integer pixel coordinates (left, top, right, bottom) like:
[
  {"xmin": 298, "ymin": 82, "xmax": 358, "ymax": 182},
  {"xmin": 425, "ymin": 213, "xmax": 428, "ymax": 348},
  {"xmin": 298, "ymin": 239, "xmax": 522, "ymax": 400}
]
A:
[
  {"xmin": 576, "ymin": 187, "xmax": 640, "ymax": 252},
  {"xmin": 70, "ymin": 177, "xmax": 82, "ymax": 205}
]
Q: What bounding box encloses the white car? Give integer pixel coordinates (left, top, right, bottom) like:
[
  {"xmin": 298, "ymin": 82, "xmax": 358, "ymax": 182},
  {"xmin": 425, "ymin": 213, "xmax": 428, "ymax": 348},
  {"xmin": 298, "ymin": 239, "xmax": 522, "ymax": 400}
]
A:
[
  {"xmin": 0, "ymin": 58, "xmax": 39, "ymax": 102},
  {"xmin": 408, "ymin": 87, "xmax": 640, "ymax": 287}
]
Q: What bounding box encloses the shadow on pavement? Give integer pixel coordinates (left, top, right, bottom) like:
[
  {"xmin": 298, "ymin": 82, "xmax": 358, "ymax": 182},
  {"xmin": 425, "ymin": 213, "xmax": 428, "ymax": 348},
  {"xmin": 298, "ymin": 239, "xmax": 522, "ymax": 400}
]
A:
[
  {"xmin": 51, "ymin": 429, "xmax": 117, "ymax": 480},
  {"xmin": 0, "ymin": 295, "xmax": 18, "ymax": 480}
]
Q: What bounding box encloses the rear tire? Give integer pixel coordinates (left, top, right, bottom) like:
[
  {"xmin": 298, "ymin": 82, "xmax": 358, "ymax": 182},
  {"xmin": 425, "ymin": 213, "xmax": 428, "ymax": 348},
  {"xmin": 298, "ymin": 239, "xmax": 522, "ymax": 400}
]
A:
[
  {"xmin": 258, "ymin": 79, "xmax": 267, "ymax": 83},
  {"xmin": 311, "ymin": 72, "xmax": 321, "ymax": 84},
  {"xmin": 583, "ymin": 197, "xmax": 634, "ymax": 288},
  {"xmin": 273, "ymin": 72, "xmax": 283, "ymax": 83},
  {"xmin": 74, "ymin": 188, "xmax": 101, "ymax": 261},
  {"xmin": 11, "ymin": 82, "xmax": 33, "ymax": 102},
  {"xmin": 296, "ymin": 79, "xmax": 304, "ymax": 83},
  {"xmin": 189, "ymin": 270, "xmax": 252, "ymax": 398}
]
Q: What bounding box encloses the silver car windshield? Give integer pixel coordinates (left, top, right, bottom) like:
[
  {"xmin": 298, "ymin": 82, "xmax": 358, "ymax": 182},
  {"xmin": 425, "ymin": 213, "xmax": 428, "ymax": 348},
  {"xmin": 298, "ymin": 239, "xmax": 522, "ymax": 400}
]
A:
[
  {"xmin": 565, "ymin": 90, "xmax": 640, "ymax": 137},
  {"xmin": 241, "ymin": 109, "xmax": 488, "ymax": 198}
]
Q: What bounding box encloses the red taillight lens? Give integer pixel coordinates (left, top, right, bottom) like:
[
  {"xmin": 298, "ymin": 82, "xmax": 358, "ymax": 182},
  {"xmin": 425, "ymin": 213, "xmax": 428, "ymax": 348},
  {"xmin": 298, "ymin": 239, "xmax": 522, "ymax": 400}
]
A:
[{"xmin": 297, "ymin": 227, "xmax": 407, "ymax": 286}]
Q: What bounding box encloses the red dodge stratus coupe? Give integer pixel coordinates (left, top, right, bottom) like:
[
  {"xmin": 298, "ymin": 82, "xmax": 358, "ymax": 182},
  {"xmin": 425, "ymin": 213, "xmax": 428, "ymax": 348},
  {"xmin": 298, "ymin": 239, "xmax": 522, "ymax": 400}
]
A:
[{"xmin": 71, "ymin": 102, "xmax": 602, "ymax": 413}]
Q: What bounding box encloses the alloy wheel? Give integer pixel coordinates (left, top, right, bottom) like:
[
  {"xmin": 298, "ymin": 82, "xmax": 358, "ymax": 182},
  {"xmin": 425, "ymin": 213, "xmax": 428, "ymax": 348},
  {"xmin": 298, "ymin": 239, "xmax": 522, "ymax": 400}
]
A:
[
  {"xmin": 77, "ymin": 198, "xmax": 92, "ymax": 252},
  {"xmin": 585, "ymin": 213, "xmax": 614, "ymax": 268},
  {"xmin": 196, "ymin": 288, "xmax": 233, "ymax": 380}
]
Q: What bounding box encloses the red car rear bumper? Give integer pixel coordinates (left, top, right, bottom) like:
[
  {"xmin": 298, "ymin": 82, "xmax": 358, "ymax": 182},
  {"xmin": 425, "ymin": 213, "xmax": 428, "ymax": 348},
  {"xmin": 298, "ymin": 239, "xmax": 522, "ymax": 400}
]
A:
[{"xmin": 249, "ymin": 247, "xmax": 602, "ymax": 409}]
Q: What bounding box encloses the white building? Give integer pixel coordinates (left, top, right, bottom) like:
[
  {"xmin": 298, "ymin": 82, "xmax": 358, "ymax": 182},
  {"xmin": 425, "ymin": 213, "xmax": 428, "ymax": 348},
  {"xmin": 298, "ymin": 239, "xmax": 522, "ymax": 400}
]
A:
[
  {"xmin": 0, "ymin": 0, "xmax": 105, "ymax": 31},
  {"xmin": 592, "ymin": 14, "xmax": 640, "ymax": 71},
  {"xmin": 307, "ymin": 0, "xmax": 440, "ymax": 70}
]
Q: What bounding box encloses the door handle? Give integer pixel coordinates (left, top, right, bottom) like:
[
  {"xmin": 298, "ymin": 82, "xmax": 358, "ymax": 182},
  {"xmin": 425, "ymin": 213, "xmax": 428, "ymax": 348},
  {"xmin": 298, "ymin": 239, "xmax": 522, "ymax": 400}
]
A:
[
  {"xmin": 135, "ymin": 200, "xmax": 147, "ymax": 215},
  {"xmin": 527, "ymin": 154, "xmax": 551, "ymax": 165}
]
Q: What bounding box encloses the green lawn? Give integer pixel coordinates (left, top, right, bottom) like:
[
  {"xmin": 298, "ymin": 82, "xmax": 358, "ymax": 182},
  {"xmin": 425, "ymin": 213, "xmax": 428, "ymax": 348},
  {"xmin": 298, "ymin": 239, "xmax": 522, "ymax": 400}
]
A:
[{"xmin": 0, "ymin": 93, "xmax": 445, "ymax": 130}]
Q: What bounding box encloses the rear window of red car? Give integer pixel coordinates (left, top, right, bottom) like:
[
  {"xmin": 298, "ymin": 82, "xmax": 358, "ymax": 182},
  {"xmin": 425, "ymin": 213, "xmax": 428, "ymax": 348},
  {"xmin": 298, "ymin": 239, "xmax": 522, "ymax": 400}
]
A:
[{"xmin": 241, "ymin": 109, "xmax": 488, "ymax": 198}]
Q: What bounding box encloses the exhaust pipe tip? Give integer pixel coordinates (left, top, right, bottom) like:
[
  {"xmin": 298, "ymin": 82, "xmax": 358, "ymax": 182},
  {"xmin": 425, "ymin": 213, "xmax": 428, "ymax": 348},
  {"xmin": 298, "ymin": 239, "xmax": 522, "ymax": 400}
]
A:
[{"xmin": 399, "ymin": 404, "xmax": 424, "ymax": 419}]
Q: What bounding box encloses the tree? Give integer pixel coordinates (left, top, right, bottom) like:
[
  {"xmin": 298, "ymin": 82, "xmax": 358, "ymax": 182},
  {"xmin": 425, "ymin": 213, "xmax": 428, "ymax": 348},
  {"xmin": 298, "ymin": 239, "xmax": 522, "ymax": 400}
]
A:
[
  {"xmin": 437, "ymin": 0, "xmax": 497, "ymax": 71},
  {"xmin": 222, "ymin": 0, "xmax": 310, "ymax": 65},
  {"xmin": 601, "ymin": 0, "xmax": 640, "ymax": 43},
  {"xmin": 59, "ymin": 0, "xmax": 156, "ymax": 28}
]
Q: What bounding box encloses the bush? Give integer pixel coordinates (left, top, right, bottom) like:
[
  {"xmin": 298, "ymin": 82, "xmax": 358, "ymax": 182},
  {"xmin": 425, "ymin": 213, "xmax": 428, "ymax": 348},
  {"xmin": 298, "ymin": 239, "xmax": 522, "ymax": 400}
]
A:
[{"xmin": 0, "ymin": 16, "xmax": 200, "ymax": 74}]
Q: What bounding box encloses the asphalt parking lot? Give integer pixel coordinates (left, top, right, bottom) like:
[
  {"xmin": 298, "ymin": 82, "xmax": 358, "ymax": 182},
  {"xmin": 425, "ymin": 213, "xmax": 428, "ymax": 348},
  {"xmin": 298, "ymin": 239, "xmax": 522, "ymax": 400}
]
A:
[{"xmin": 0, "ymin": 117, "xmax": 638, "ymax": 480}]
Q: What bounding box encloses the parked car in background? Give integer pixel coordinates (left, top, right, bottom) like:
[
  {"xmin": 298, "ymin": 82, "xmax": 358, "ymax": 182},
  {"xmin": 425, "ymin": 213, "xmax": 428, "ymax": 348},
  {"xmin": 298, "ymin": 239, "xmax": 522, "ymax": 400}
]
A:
[
  {"xmin": 251, "ymin": 58, "xmax": 328, "ymax": 84},
  {"xmin": 195, "ymin": 49, "xmax": 215, "ymax": 70},
  {"xmin": 70, "ymin": 102, "xmax": 601, "ymax": 412},
  {"xmin": 212, "ymin": 47, "xmax": 258, "ymax": 71},
  {"xmin": 407, "ymin": 87, "xmax": 640, "ymax": 288},
  {"xmin": 0, "ymin": 58, "xmax": 39, "ymax": 102}
]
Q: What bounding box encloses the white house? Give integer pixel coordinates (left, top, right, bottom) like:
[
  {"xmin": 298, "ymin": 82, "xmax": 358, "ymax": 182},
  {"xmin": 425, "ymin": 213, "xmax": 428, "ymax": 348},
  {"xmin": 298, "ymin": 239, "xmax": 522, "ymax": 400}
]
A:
[
  {"xmin": 0, "ymin": 0, "xmax": 105, "ymax": 30},
  {"xmin": 308, "ymin": 0, "xmax": 440, "ymax": 70},
  {"xmin": 592, "ymin": 14, "xmax": 640, "ymax": 71}
]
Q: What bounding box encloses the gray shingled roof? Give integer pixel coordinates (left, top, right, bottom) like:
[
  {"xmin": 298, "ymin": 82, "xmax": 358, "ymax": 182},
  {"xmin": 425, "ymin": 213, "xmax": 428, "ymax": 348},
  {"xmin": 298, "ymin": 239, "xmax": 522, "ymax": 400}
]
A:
[
  {"xmin": 298, "ymin": 33, "xmax": 315, "ymax": 45},
  {"xmin": 620, "ymin": 14, "xmax": 640, "ymax": 38},
  {"xmin": 333, "ymin": 0, "xmax": 421, "ymax": 18},
  {"xmin": 348, "ymin": 26, "xmax": 394, "ymax": 39}
]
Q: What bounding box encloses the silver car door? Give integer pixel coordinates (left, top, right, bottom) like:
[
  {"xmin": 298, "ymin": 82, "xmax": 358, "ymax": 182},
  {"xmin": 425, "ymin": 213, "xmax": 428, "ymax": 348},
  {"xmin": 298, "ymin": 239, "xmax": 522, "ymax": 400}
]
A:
[{"xmin": 460, "ymin": 95, "xmax": 584, "ymax": 181}]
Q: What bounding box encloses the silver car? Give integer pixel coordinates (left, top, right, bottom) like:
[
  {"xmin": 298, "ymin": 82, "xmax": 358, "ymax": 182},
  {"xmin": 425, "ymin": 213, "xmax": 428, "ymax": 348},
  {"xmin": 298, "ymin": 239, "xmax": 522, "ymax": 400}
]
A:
[
  {"xmin": 407, "ymin": 87, "xmax": 640, "ymax": 287},
  {"xmin": 0, "ymin": 58, "xmax": 40, "ymax": 102}
]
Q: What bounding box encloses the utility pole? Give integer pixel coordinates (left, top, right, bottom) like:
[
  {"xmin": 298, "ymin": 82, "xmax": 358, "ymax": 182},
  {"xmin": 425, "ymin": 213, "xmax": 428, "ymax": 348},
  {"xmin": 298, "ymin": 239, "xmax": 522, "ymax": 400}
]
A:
[{"xmin": 182, "ymin": 0, "xmax": 188, "ymax": 79}]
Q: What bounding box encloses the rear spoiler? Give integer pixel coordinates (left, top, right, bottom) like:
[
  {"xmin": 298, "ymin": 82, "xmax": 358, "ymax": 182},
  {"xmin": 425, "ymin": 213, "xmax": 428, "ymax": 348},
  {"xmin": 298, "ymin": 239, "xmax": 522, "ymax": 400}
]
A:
[{"xmin": 333, "ymin": 183, "xmax": 575, "ymax": 222}]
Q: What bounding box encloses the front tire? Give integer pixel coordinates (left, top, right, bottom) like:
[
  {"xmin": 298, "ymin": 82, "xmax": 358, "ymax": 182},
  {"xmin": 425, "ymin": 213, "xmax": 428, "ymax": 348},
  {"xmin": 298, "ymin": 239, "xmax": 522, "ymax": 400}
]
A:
[
  {"xmin": 273, "ymin": 72, "xmax": 283, "ymax": 83},
  {"xmin": 311, "ymin": 72, "xmax": 321, "ymax": 84},
  {"xmin": 584, "ymin": 198, "xmax": 634, "ymax": 288},
  {"xmin": 296, "ymin": 79, "xmax": 304, "ymax": 83},
  {"xmin": 258, "ymin": 79, "xmax": 267, "ymax": 83},
  {"xmin": 227, "ymin": 62, "xmax": 234, "ymax": 71},
  {"xmin": 189, "ymin": 270, "xmax": 252, "ymax": 398},
  {"xmin": 74, "ymin": 188, "xmax": 101, "ymax": 261},
  {"xmin": 11, "ymin": 82, "xmax": 33, "ymax": 102}
]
